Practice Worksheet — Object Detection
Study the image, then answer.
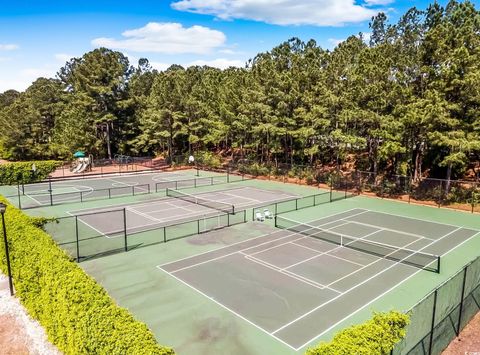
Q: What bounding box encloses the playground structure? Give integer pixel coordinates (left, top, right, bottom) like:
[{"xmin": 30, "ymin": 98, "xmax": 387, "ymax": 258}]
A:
[{"xmin": 70, "ymin": 155, "xmax": 93, "ymax": 174}]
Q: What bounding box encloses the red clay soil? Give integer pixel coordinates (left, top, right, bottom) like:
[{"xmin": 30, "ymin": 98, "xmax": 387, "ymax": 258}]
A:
[
  {"xmin": 442, "ymin": 311, "xmax": 480, "ymax": 354},
  {"xmin": 0, "ymin": 314, "xmax": 30, "ymax": 355}
]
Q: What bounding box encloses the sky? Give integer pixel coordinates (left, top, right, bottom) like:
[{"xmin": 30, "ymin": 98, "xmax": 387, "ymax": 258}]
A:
[{"xmin": 0, "ymin": 0, "xmax": 477, "ymax": 92}]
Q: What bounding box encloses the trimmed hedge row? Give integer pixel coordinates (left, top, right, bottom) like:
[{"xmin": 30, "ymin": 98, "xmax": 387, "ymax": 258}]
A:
[
  {"xmin": 0, "ymin": 196, "xmax": 174, "ymax": 355},
  {"xmin": 0, "ymin": 160, "xmax": 63, "ymax": 184},
  {"xmin": 306, "ymin": 311, "xmax": 409, "ymax": 355}
]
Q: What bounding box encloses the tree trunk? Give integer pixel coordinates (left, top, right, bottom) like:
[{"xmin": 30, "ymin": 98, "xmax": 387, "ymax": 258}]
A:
[
  {"xmin": 445, "ymin": 162, "xmax": 452, "ymax": 198},
  {"xmin": 106, "ymin": 122, "xmax": 112, "ymax": 159}
]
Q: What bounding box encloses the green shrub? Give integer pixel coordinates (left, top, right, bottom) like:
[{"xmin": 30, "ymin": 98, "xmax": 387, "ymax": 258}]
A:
[
  {"xmin": 196, "ymin": 151, "xmax": 222, "ymax": 169},
  {"xmin": 0, "ymin": 196, "xmax": 174, "ymax": 355},
  {"xmin": 0, "ymin": 160, "xmax": 63, "ymax": 185},
  {"xmin": 306, "ymin": 311, "xmax": 409, "ymax": 355}
]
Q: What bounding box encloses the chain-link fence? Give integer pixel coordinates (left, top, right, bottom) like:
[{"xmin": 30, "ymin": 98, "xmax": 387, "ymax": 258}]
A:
[
  {"xmin": 45, "ymin": 208, "xmax": 248, "ymax": 262},
  {"xmin": 392, "ymin": 255, "xmax": 480, "ymax": 355}
]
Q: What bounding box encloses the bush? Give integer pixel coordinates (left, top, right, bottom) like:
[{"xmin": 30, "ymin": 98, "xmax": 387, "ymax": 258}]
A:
[
  {"xmin": 196, "ymin": 151, "xmax": 222, "ymax": 169},
  {"xmin": 0, "ymin": 196, "xmax": 174, "ymax": 355},
  {"xmin": 306, "ymin": 311, "xmax": 409, "ymax": 355},
  {"xmin": 0, "ymin": 160, "xmax": 63, "ymax": 185}
]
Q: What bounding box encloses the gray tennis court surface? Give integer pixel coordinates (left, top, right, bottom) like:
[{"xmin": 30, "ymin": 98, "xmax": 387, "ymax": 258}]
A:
[
  {"xmin": 17, "ymin": 170, "xmax": 210, "ymax": 206},
  {"xmin": 70, "ymin": 186, "xmax": 297, "ymax": 236},
  {"xmin": 157, "ymin": 208, "xmax": 479, "ymax": 350}
]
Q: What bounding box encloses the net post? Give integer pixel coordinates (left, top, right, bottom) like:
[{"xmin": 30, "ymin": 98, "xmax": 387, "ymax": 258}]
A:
[
  {"xmin": 80, "ymin": 191, "xmax": 83, "ymax": 203},
  {"xmin": 428, "ymin": 290, "xmax": 438, "ymax": 355},
  {"xmin": 123, "ymin": 208, "xmax": 128, "ymax": 252},
  {"xmin": 132, "ymin": 185, "xmax": 135, "ymax": 196},
  {"xmin": 155, "ymin": 183, "xmax": 158, "ymax": 193},
  {"xmin": 275, "ymin": 203, "xmax": 278, "ymax": 216},
  {"xmin": 108, "ymin": 188, "xmax": 111, "ymax": 199},
  {"xmin": 48, "ymin": 179, "xmax": 53, "ymax": 206},
  {"xmin": 456, "ymin": 265, "xmax": 468, "ymax": 335},
  {"xmin": 147, "ymin": 184, "xmax": 151, "ymax": 194},
  {"xmin": 437, "ymin": 256, "xmax": 441, "ymax": 274},
  {"xmin": 227, "ymin": 213, "xmax": 230, "ymax": 226},
  {"xmin": 274, "ymin": 215, "xmax": 278, "ymax": 228},
  {"xmin": 197, "ymin": 219, "xmax": 200, "ymax": 234},
  {"xmin": 345, "ymin": 178, "xmax": 348, "ymax": 199},
  {"xmin": 295, "ymin": 199, "xmax": 298, "ymax": 210},
  {"xmin": 163, "ymin": 227, "xmax": 166, "ymax": 243},
  {"xmin": 75, "ymin": 216, "xmax": 80, "ymax": 262},
  {"xmin": 232, "ymin": 206, "xmax": 235, "ymax": 215},
  {"xmin": 210, "ymin": 177, "xmax": 213, "ymax": 186},
  {"xmin": 243, "ymin": 210, "xmax": 246, "ymax": 223},
  {"xmin": 227, "ymin": 169, "xmax": 230, "ymax": 183},
  {"xmin": 175, "ymin": 181, "xmax": 178, "ymax": 190},
  {"xmin": 194, "ymin": 178, "xmax": 197, "ymax": 188}
]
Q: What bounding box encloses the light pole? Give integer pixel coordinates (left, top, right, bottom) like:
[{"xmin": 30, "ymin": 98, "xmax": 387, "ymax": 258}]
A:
[{"xmin": 0, "ymin": 202, "xmax": 13, "ymax": 296}]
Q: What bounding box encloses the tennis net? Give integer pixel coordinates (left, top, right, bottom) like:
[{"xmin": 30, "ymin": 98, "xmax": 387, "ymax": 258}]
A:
[
  {"xmin": 275, "ymin": 216, "xmax": 440, "ymax": 273},
  {"xmin": 166, "ymin": 188, "xmax": 235, "ymax": 214}
]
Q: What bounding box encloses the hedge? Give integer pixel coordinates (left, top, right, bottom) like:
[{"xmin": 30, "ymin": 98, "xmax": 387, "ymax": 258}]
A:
[
  {"xmin": 0, "ymin": 196, "xmax": 174, "ymax": 355},
  {"xmin": 306, "ymin": 311, "xmax": 409, "ymax": 355},
  {"xmin": 0, "ymin": 160, "xmax": 63, "ymax": 185}
]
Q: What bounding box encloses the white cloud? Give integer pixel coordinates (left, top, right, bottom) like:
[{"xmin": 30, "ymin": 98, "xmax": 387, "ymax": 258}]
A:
[
  {"xmin": 171, "ymin": 0, "xmax": 381, "ymax": 26},
  {"xmin": 364, "ymin": 0, "xmax": 394, "ymax": 5},
  {"xmin": 187, "ymin": 58, "xmax": 245, "ymax": 69},
  {"xmin": 55, "ymin": 53, "xmax": 75, "ymax": 63},
  {"xmin": 149, "ymin": 61, "xmax": 172, "ymax": 71},
  {"xmin": 0, "ymin": 67, "xmax": 57, "ymax": 92},
  {"xmin": 92, "ymin": 22, "xmax": 226, "ymax": 54},
  {"xmin": 0, "ymin": 44, "xmax": 19, "ymax": 51},
  {"xmin": 328, "ymin": 38, "xmax": 345, "ymax": 47}
]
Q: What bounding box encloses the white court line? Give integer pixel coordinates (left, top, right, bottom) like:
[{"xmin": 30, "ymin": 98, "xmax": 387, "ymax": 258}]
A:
[
  {"xmin": 290, "ymin": 242, "xmax": 365, "ymax": 267},
  {"xmin": 127, "ymin": 207, "xmax": 163, "ymax": 223},
  {"xmin": 271, "ymin": 226, "xmax": 462, "ymax": 338},
  {"xmin": 292, "ymin": 227, "xmax": 480, "ymax": 351},
  {"xmin": 324, "ymin": 228, "xmax": 435, "ymax": 289},
  {"xmin": 361, "ymin": 208, "xmax": 480, "ymax": 231},
  {"xmin": 165, "ymin": 211, "xmax": 367, "ymax": 274},
  {"xmin": 156, "ymin": 267, "xmax": 298, "ymax": 351},
  {"xmin": 339, "ymin": 217, "xmax": 436, "ymax": 241},
  {"xmin": 247, "ymin": 221, "xmax": 354, "ymax": 258},
  {"xmin": 155, "ymin": 208, "xmax": 362, "ymax": 268},
  {"xmin": 21, "ymin": 193, "xmax": 45, "ymax": 206},
  {"xmin": 282, "ymin": 228, "xmax": 384, "ymax": 271},
  {"xmin": 241, "ymin": 252, "xmax": 341, "ymax": 294}
]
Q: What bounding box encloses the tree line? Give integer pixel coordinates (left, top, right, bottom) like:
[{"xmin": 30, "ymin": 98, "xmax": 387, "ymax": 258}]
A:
[{"xmin": 1, "ymin": 0, "xmax": 479, "ymax": 183}]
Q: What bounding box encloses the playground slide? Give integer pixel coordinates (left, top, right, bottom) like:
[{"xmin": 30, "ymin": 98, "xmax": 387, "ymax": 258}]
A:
[
  {"xmin": 72, "ymin": 162, "xmax": 84, "ymax": 173},
  {"xmin": 76, "ymin": 162, "xmax": 89, "ymax": 173}
]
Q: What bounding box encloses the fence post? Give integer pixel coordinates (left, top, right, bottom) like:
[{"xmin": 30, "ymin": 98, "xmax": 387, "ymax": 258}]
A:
[
  {"xmin": 428, "ymin": 290, "xmax": 438, "ymax": 355},
  {"xmin": 472, "ymin": 183, "xmax": 476, "ymax": 213},
  {"xmin": 123, "ymin": 208, "xmax": 127, "ymax": 252},
  {"xmin": 48, "ymin": 179, "xmax": 53, "ymax": 206},
  {"xmin": 16, "ymin": 184, "xmax": 22, "ymax": 209},
  {"xmin": 329, "ymin": 179, "xmax": 333, "ymax": 203},
  {"xmin": 75, "ymin": 216, "xmax": 80, "ymax": 261},
  {"xmin": 456, "ymin": 266, "xmax": 468, "ymax": 335}
]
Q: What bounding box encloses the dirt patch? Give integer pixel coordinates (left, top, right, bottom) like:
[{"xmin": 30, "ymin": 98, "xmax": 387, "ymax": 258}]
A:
[
  {"xmin": 443, "ymin": 311, "xmax": 480, "ymax": 354},
  {"xmin": 0, "ymin": 314, "xmax": 29, "ymax": 355},
  {"xmin": 0, "ymin": 275, "xmax": 61, "ymax": 355}
]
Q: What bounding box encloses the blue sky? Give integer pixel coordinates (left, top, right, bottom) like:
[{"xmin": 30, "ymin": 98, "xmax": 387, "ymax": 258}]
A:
[{"xmin": 0, "ymin": 0, "xmax": 476, "ymax": 92}]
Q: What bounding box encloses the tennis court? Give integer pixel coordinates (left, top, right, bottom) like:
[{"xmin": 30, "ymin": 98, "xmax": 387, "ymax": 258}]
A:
[
  {"xmin": 8, "ymin": 170, "xmax": 238, "ymax": 208},
  {"xmin": 68, "ymin": 186, "xmax": 297, "ymax": 237},
  {"xmin": 157, "ymin": 208, "xmax": 479, "ymax": 350}
]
